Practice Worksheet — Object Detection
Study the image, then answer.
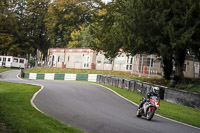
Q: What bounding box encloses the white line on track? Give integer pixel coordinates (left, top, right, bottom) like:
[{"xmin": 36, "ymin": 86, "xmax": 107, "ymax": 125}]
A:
[{"xmin": 17, "ymin": 73, "xmax": 45, "ymax": 114}]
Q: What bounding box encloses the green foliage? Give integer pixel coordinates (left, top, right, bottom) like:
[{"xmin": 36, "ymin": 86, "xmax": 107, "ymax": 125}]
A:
[
  {"xmin": 45, "ymin": 0, "xmax": 93, "ymax": 48},
  {"xmin": 89, "ymin": 1, "xmax": 124, "ymax": 58},
  {"xmin": 23, "ymin": 0, "xmax": 51, "ymax": 56},
  {"xmin": 90, "ymin": 0, "xmax": 200, "ymax": 82},
  {"xmin": 0, "ymin": 68, "xmax": 16, "ymax": 73},
  {"xmin": 0, "ymin": 0, "xmax": 49, "ymax": 57},
  {"xmin": 28, "ymin": 59, "xmax": 36, "ymax": 67},
  {"xmin": 68, "ymin": 25, "xmax": 93, "ymax": 48}
]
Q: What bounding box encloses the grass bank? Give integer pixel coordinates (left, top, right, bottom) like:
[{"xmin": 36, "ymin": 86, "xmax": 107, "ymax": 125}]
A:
[
  {"xmin": 99, "ymin": 84, "xmax": 200, "ymax": 128},
  {"xmin": 0, "ymin": 68, "xmax": 16, "ymax": 73},
  {"xmin": 25, "ymin": 67, "xmax": 169, "ymax": 86},
  {"xmin": 0, "ymin": 81, "xmax": 83, "ymax": 133}
]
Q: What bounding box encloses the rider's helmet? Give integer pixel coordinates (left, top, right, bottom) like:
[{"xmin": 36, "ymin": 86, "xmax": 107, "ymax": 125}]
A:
[{"xmin": 152, "ymin": 87, "xmax": 160, "ymax": 94}]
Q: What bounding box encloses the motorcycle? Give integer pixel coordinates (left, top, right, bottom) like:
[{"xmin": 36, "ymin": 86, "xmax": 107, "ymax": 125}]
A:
[{"xmin": 136, "ymin": 96, "xmax": 160, "ymax": 120}]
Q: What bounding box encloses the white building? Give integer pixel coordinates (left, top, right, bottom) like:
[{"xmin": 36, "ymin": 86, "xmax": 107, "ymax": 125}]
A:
[{"xmin": 0, "ymin": 55, "xmax": 27, "ymax": 68}]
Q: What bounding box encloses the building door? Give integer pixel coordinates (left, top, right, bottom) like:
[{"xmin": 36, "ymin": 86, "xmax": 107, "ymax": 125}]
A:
[
  {"xmin": 126, "ymin": 56, "xmax": 133, "ymax": 71},
  {"xmin": 2, "ymin": 57, "xmax": 6, "ymax": 66},
  {"xmin": 83, "ymin": 55, "xmax": 90, "ymax": 69}
]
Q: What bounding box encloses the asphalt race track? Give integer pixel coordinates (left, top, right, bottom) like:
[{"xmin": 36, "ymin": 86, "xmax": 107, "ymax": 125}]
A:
[{"xmin": 0, "ymin": 70, "xmax": 200, "ymax": 133}]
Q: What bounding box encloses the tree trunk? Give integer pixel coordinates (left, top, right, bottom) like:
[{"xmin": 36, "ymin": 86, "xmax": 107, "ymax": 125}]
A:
[
  {"xmin": 162, "ymin": 56, "xmax": 173, "ymax": 80},
  {"xmin": 111, "ymin": 58, "xmax": 114, "ymax": 71},
  {"xmin": 174, "ymin": 49, "xmax": 186, "ymax": 83}
]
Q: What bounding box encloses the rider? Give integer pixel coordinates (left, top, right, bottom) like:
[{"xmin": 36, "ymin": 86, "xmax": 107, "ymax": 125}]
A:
[{"xmin": 138, "ymin": 86, "xmax": 160, "ymax": 109}]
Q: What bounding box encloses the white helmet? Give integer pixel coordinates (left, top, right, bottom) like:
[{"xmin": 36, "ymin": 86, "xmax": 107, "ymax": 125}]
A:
[{"xmin": 152, "ymin": 87, "xmax": 160, "ymax": 94}]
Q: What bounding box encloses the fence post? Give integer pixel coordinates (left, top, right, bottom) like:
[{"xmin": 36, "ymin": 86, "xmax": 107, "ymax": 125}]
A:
[{"xmin": 21, "ymin": 69, "xmax": 24, "ymax": 78}]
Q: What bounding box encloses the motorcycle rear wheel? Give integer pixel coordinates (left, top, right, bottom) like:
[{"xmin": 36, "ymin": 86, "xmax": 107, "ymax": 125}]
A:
[{"xmin": 146, "ymin": 109, "xmax": 155, "ymax": 120}]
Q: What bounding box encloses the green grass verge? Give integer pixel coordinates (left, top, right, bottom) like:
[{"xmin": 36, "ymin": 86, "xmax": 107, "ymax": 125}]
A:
[
  {"xmin": 176, "ymin": 79, "xmax": 200, "ymax": 93},
  {"xmin": 0, "ymin": 68, "xmax": 17, "ymax": 73},
  {"xmin": 0, "ymin": 81, "xmax": 83, "ymax": 133},
  {"xmin": 98, "ymin": 83, "xmax": 200, "ymax": 128}
]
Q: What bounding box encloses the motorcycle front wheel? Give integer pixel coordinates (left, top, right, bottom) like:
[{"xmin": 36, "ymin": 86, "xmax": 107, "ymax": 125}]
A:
[
  {"xmin": 136, "ymin": 109, "xmax": 142, "ymax": 117},
  {"xmin": 146, "ymin": 109, "xmax": 155, "ymax": 120}
]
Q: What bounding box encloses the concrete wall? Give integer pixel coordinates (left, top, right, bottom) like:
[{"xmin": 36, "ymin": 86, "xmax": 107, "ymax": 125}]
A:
[
  {"xmin": 164, "ymin": 88, "xmax": 200, "ymax": 109},
  {"xmin": 97, "ymin": 75, "xmax": 200, "ymax": 109}
]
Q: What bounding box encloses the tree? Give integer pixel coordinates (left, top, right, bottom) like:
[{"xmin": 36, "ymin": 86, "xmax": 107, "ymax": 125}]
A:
[
  {"xmin": 0, "ymin": 0, "xmax": 22, "ymax": 56},
  {"xmin": 23, "ymin": 0, "xmax": 51, "ymax": 57},
  {"xmin": 122, "ymin": 0, "xmax": 200, "ymax": 82},
  {"xmin": 68, "ymin": 25, "xmax": 95, "ymax": 48},
  {"xmin": 89, "ymin": 0, "xmax": 200, "ymax": 82},
  {"xmin": 45, "ymin": 0, "xmax": 93, "ymax": 48},
  {"xmin": 89, "ymin": 1, "xmax": 123, "ymax": 60}
]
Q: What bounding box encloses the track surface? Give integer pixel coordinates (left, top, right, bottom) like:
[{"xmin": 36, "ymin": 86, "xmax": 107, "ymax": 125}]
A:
[{"xmin": 0, "ymin": 70, "xmax": 199, "ymax": 133}]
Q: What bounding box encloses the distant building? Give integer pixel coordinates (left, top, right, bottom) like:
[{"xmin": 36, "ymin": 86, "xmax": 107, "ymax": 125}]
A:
[
  {"xmin": 0, "ymin": 55, "xmax": 27, "ymax": 68},
  {"xmin": 48, "ymin": 48, "xmax": 200, "ymax": 78}
]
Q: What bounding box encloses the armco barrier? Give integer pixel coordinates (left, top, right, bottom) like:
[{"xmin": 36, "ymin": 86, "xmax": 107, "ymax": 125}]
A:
[
  {"xmin": 24, "ymin": 73, "xmax": 97, "ymax": 82},
  {"xmin": 88, "ymin": 74, "xmax": 97, "ymax": 82},
  {"xmin": 54, "ymin": 74, "xmax": 65, "ymax": 80},
  {"xmin": 24, "ymin": 73, "xmax": 29, "ymax": 79},
  {"xmin": 44, "ymin": 73, "xmax": 55, "ymax": 80},
  {"xmin": 29, "ymin": 73, "xmax": 37, "ymax": 79},
  {"xmin": 37, "ymin": 74, "xmax": 44, "ymax": 79},
  {"xmin": 76, "ymin": 74, "xmax": 88, "ymax": 81},
  {"xmin": 65, "ymin": 74, "xmax": 76, "ymax": 80}
]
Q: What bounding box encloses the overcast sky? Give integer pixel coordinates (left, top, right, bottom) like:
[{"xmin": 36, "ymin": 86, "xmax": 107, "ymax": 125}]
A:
[{"xmin": 102, "ymin": 0, "xmax": 112, "ymax": 3}]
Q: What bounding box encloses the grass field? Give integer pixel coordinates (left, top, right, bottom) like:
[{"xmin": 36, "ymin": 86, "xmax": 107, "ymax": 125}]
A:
[
  {"xmin": 100, "ymin": 84, "xmax": 200, "ymax": 128},
  {"xmin": 0, "ymin": 68, "xmax": 17, "ymax": 73},
  {"xmin": 0, "ymin": 81, "xmax": 83, "ymax": 133}
]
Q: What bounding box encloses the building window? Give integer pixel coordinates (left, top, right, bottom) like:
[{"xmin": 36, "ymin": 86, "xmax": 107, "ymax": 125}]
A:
[
  {"xmin": 58, "ymin": 56, "xmax": 60, "ymax": 62},
  {"xmin": 3, "ymin": 58, "xmax": 6, "ymax": 62},
  {"xmin": 126, "ymin": 65, "xmax": 132, "ymax": 70},
  {"xmin": 67, "ymin": 56, "xmax": 70, "ymax": 62},
  {"xmin": 97, "ymin": 57, "xmax": 101, "ymax": 64},
  {"xmin": 20, "ymin": 59, "xmax": 24, "ymax": 63},
  {"xmin": 0, "ymin": 57, "xmax": 1, "ymax": 61},
  {"xmin": 147, "ymin": 58, "xmax": 154, "ymax": 67},
  {"xmin": 13, "ymin": 58, "xmax": 18, "ymax": 63},
  {"xmin": 127, "ymin": 56, "xmax": 133, "ymax": 64},
  {"xmin": 8, "ymin": 58, "xmax": 11, "ymax": 62}
]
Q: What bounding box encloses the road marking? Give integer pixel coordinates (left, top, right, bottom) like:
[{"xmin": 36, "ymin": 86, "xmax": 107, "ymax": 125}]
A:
[
  {"xmin": 17, "ymin": 73, "xmax": 45, "ymax": 114},
  {"xmin": 30, "ymin": 84, "xmax": 45, "ymax": 114}
]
